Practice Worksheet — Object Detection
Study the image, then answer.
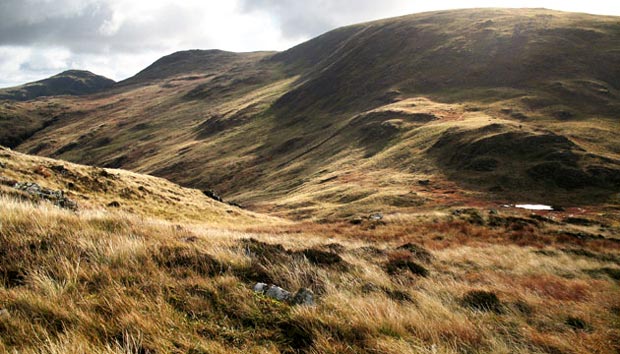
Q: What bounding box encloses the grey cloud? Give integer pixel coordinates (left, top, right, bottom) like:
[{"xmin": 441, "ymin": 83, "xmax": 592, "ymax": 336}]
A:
[{"xmin": 0, "ymin": 0, "xmax": 210, "ymax": 54}]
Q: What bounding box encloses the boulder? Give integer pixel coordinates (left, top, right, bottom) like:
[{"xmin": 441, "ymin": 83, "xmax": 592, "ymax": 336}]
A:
[
  {"xmin": 265, "ymin": 285, "xmax": 291, "ymax": 302},
  {"xmin": 202, "ymin": 189, "xmax": 223, "ymax": 202},
  {"xmin": 291, "ymin": 288, "xmax": 315, "ymax": 306},
  {"xmin": 253, "ymin": 282, "xmax": 269, "ymax": 293},
  {"xmin": 13, "ymin": 181, "xmax": 78, "ymax": 211},
  {"xmin": 253, "ymin": 283, "xmax": 315, "ymax": 306},
  {"xmin": 369, "ymin": 213, "xmax": 383, "ymax": 221}
]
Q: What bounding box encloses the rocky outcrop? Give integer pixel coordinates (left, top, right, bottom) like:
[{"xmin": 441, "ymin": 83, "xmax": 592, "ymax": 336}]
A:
[
  {"xmin": 13, "ymin": 182, "xmax": 77, "ymax": 210},
  {"xmin": 253, "ymin": 282, "xmax": 315, "ymax": 306}
]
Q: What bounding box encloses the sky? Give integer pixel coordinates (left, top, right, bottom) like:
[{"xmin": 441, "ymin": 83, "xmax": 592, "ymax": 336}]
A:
[{"xmin": 1, "ymin": 0, "xmax": 619, "ymax": 88}]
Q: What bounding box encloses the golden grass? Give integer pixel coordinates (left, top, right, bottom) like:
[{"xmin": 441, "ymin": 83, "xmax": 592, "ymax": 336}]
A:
[{"xmin": 1, "ymin": 194, "xmax": 619, "ymax": 353}]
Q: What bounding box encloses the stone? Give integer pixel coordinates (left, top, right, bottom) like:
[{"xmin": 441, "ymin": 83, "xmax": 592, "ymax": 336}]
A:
[
  {"xmin": 369, "ymin": 213, "xmax": 383, "ymax": 221},
  {"xmin": 291, "ymin": 288, "xmax": 315, "ymax": 306},
  {"xmin": 202, "ymin": 189, "xmax": 223, "ymax": 202},
  {"xmin": 265, "ymin": 285, "xmax": 291, "ymax": 302},
  {"xmin": 13, "ymin": 181, "xmax": 78, "ymax": 211},
  {"xmin": 253, "ymin": 282, "xmax": 269, "ymax": 293}
]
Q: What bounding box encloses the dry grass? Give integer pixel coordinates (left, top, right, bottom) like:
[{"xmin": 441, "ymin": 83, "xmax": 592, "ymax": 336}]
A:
[{"xmin": 1, "ymin": 193, "xmax": 618, "ymax": 353}]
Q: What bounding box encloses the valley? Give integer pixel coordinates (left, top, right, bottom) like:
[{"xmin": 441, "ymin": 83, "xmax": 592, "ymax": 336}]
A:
[{"xmin": 0, "ymin": 8, "xmax": 619, "ymax": 354}]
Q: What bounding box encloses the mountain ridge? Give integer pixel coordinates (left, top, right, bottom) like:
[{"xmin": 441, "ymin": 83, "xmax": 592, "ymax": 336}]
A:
[{"xmin": 1, "ymin": 8, "xmax": 619, "ymax": 219}]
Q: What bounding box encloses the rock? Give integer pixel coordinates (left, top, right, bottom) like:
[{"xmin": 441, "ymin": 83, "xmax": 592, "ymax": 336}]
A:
[
  {"xmin": 13, "ymin": 182, "xmax": 78, "ymax": 211},
  {"xmin": 0, "ymin": 309, "xmax": 9, "ymax": 319},
  {"xmin": 253, "ymin": 282, "xmax": 269, "ymax": 293},
  {"xmin": 369, "ymin": 213, "xmax": 383, "ymax": 221},
  {"xmin": 265, "ymin": 285, "xmax": 291, "ymax": 302},
  {"xmin": 228, "ymin": 201, "xmax": 243, "ymax": 208},
  {"xmin": 202, "ymin": 189, "xmax": 223, "ymax": 202},
  {"xmin": 291, "ymin": 288, "xmax": 315, "ymax": 306},
  {"xmin": 107, "ymin": 201, "xmax": 121, "ymax": 207}
]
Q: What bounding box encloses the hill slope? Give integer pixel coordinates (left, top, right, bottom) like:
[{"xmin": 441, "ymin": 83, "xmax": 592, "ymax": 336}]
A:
[
  {"xmin": 1, "ymin": 149, "xmax": 620, "ymax": 353},
  {"xmin": 0, "ymin": 146, "xmax": 269, "ymax": 224},
  {"xmin": 4, "ymin": 8, "xmax": 620, "ymax": 219}
]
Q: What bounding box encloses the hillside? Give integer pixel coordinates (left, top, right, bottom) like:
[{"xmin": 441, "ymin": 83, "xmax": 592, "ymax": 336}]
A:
[
  {"xmin": 1, "ymin": 148, "xmax": 620, "ymax": 353},
  {"xmin": 0, "ymin": 146, "xmax": 268, "ymax": 224},
  {"xmin": 2, "ymin": 8, "xmax": 620, "ymax": 220},
  {"xmin": 1, "ymin": 7, "xmax": 620, "ymax": 353},
  {"xmin": 0, "ymin": 70, "xmax": 115, "ymax": 101}
]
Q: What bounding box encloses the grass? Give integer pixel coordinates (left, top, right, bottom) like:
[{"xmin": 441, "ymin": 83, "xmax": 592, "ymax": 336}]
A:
[
  {"xmin": 1, "ymin": 9, "xmax": 618, "ymax": 220},
  {"xmin": 1, "ymin": 187, "xmax": 619, "ymax": 353},
  {"xmin": 1, "ymin": 8, "xmax": 620, "ymax": 352}
]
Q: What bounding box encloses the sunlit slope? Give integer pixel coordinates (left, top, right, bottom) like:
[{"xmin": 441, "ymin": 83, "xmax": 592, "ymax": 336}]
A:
[
  {"xmin": 5, "ymin": 8, "xmax": 620, "ymax": 218},
  {"xmin": 0, "ymin": 147, "xmax": 274, "ymax": 224}
]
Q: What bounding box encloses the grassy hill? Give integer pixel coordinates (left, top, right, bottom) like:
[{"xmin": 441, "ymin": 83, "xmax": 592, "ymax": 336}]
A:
[
  {"xmin": 1, "ymin": 147, "xmax": 620, "ymax": 353},
  {"xmin": 1, "ymin": 9, "xmax": 620, "ymax": 220},
  {"xmin": 1, "ymin": 8, "xmax": 620, "ymax": 352},
  {"xmin": 0, "ymin": 70, "xmax": 115, "ymax": 101}
]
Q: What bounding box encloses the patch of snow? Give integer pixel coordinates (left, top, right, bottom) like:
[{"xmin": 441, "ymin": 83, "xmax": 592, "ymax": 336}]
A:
[{"xmin": 515, "ymin": 204, "xmax": 553, "ymax": 211}]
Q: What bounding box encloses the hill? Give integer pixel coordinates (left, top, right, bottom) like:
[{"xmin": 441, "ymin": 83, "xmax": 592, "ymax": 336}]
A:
[
  {"xmin": 1, "ymin": 147, "xmax": 620, "ymax": 353},
  {"xmin": 0, "ymin": 70, "xmax": 115, "ymax": 101},
  {"xmin": 0, "ymin": 146, "xmax": 268, "ymax": 224},
  {"xmin": 1, "ymin": 8, "xmax": 620, "ymax": 352},
  {"xmin": 2, "ymin": 8, "xmax": 620, "ymax": 220}
]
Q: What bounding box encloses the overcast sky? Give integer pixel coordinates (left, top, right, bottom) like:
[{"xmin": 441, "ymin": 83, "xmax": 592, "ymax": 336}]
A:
[{"xmin": 1, "ymin": 0, "xmax": 619, "ymax": 88}]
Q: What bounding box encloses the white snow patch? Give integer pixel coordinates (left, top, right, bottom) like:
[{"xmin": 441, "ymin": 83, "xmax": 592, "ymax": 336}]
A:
[{"xmin": 515, "ymin": 204, "xmax": 553, "ymax": 211}]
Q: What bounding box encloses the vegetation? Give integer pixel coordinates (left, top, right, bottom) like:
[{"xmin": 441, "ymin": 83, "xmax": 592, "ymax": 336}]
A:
[
  {"xmin": 0, "ymin": 7, "xmax": 619, "ymax": 353},
  {"xmin": 0, "ymin": 70, "xmax": 115, "ymax": 101},
  {"xmin": 1, "ymin": 149, "xmax": 620, "ymax": 353},
  {"xmin": 0, "ymin": 9, "xmax": 618, "ymax": 219}
]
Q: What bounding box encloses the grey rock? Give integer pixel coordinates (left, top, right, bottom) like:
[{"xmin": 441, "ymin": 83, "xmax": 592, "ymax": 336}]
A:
[
  {"xmin": 291, "ymin": 288, "xmax": 315, "ymax": 306},
  {"xmin": 253, "ymin": 282, "xmax": 269, "ymax": 293},
  {"xmin": 369, "ymin": 213, "xmax": 383, "ymax": 221},
  {"xmin": 13, "ymin": 181, "xmax": 78, "ymax": 211},
  {"xmin": 0, "ymin": 309, "xmax": 9, "ymax": 318},
  {"xmin": 265, "ymin": 285, "xmax": 291, "ymax": 302}
]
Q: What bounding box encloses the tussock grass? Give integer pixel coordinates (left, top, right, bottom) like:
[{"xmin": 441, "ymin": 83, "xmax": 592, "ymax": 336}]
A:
[{"xmin": 1, "ymin": 195, "xmax": 619, "ymax": 353}]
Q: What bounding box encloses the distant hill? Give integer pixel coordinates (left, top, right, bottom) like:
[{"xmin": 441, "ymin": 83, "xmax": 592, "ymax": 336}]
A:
[
  {"xmin": 118, "ymin": 49, "xmax": 276, "ymax": 86},
  {"xmin": 2, "ymin": 8, "xmax": 620, "ymax": 218},
  {"xmin": 0, "ymin": 70, "xmax": 115, "ymax": 101}
]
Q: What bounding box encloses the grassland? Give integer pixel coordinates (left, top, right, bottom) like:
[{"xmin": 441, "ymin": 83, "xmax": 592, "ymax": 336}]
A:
[
  {"xmin": 2, "ymin": 9, "xmax": 619, "ymax": 220},
  {"xmin": 1, "ymin": 181, "xmax": 619, "ymax": 353},
  {"xmin": 0, "ymin": 8, "xmax": 619, "ymax": 353},
  {"xmin": 1, "ymin": 148, "xmax": 620, "ymax": 353}
]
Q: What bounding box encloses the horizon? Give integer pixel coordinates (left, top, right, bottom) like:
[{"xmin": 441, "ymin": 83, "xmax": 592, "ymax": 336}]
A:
[{"xmin": 1, "ymin": 2, "xmax": 620, "ymax": 88}]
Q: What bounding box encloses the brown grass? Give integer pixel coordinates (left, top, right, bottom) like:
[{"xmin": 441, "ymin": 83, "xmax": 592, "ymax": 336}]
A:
[{"xmin": 1, "ymin": 194, "xmax": 619, "ymax": 353}]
